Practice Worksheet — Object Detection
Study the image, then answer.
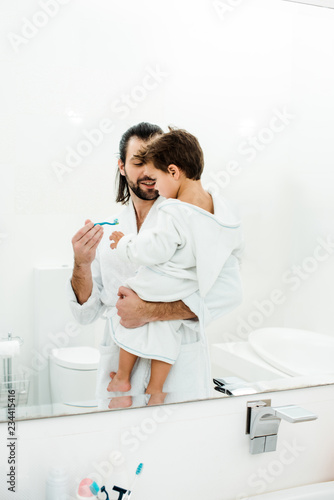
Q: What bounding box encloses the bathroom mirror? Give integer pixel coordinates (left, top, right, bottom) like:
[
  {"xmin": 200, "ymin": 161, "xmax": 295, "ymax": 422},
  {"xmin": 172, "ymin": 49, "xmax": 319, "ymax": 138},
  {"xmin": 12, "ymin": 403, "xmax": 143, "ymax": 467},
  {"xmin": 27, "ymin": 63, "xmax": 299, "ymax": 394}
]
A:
[
  {"xmin": 284, "ymin": 0, "xmax": 334, "ymax": 9},
  {"xmin": 1, "ymin": 0, "xmax": 334, "ymax": 421}
]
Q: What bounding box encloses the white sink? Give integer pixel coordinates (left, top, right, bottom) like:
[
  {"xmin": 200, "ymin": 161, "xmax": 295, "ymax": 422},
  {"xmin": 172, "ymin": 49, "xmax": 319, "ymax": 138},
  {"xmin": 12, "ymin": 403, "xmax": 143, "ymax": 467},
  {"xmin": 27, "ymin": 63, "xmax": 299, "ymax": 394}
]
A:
[
  {"xmin": 249, "ymin": 328, "xmax": 334, "ymax": 377},
  {"xmin": 249, "ymin": 481, "xmax": 334, "ymax": 499},
  {"xmin": 211, "ymin": 341, "xmax": 289, "ymax": 382}
]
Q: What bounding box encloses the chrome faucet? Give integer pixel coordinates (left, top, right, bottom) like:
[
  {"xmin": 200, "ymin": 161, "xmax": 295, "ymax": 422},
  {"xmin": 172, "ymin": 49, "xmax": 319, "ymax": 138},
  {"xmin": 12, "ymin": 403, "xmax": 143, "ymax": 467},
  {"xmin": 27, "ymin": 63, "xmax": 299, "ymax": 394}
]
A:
[
  {"xmin": 213, "ymin": 377, "xmax": 258, "ymax": 396},
  {"xmin": 247, "ymin": 401, "xmax": 318, "ymax": 454}
]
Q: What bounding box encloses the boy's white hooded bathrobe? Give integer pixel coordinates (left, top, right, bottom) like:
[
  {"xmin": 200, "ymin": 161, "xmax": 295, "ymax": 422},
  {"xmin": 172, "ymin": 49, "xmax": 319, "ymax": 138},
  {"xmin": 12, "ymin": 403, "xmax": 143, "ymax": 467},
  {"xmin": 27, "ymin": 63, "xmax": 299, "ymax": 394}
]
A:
[
  {"xmin": 112, "ymin": 197, "xmax": 243, "ymax": 369},
  {"xmin": 68, "ymin": 193, "xmax": 243, "ymax": 407}
]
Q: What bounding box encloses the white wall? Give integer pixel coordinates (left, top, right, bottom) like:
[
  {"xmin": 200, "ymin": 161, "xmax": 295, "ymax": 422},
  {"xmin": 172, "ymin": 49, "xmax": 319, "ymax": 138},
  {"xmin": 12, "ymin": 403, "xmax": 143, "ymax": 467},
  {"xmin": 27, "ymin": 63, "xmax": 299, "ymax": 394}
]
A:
[
  {"xmin": 1, "ymin": 0, "xmax": 334, "ymax": 394},
  {"xmin": 0, "ymin": 384, "xmax": 334, "ymax": 499}
]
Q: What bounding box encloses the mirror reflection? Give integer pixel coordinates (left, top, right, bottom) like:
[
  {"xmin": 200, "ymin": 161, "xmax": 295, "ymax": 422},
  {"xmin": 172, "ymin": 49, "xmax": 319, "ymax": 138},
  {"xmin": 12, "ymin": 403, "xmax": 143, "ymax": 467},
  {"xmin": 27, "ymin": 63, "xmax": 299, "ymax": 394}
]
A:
[
  {"xmin": 1, "ymin": 0, "xmax": 334, "ymax": 421},
  {"xmin": 70, "ymin": 124, "xmax": 244, "ymax": 410}
]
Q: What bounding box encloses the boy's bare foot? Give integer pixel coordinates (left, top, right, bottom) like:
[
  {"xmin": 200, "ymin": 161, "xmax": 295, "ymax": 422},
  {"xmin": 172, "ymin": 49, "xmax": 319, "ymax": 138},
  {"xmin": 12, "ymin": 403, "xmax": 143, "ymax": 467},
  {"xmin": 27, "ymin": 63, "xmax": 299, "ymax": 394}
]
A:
[
  {"xmin": 145, "ymin": 383, "xmax": 167, "ymax": 405},
  {"xmin": 145, "ymin": 382, "xmax": 163, "ymax": 396},
  {"xmin": 107, "ymin": 371, "xmax": 131, "ymax": 393},
  {"xmin": 147, "ymin": 393, "xmax": 167, "ymax": 406},
  {"xmin": 108, "ymin": 396, "xmax": 132, "ymax": 409}
]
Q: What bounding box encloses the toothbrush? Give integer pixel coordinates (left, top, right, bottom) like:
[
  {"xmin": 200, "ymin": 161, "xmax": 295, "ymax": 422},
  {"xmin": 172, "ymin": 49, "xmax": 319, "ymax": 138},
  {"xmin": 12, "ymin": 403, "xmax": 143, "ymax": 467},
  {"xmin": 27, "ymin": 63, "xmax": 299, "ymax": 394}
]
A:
[
  {"xmin": 123, "ymin": 463, "xmax": 144, "ymax": 499},
  {"xmin": 89, "ymin": 481, "xmax": 106, "ymax": 499},
  {"xmin": 94, "ymin": 219, "xmax": 119, "ymax": 226}
]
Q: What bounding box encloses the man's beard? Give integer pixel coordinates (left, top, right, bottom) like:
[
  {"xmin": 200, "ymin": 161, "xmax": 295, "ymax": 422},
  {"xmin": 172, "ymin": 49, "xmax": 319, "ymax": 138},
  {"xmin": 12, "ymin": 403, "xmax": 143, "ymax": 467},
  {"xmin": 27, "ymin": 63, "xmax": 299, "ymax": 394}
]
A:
[{"xmin": 125, "ymin": 170, "xmax": 159, "ymax": 201}]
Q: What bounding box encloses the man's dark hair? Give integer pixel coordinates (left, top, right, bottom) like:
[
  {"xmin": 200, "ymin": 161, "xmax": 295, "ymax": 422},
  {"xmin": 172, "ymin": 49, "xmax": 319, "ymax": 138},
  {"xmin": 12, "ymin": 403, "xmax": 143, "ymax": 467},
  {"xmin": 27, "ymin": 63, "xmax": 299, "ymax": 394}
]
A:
[
  {"xmin": 135, "ymin": 127, "xmax": 204, "ymax": 181},
  {"xmin": 116, "ymin": 122, "xmax": 163, "ymax": 204}
]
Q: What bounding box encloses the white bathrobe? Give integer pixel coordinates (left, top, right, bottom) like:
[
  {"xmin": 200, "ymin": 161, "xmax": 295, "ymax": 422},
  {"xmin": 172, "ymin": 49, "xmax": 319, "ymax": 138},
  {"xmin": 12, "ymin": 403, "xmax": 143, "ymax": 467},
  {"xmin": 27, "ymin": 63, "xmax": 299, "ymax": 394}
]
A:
[
  {"xmin": 68, "ymin": 193, "xmax": 243, "ymax": 407},
  {"xmin": 111, "ymin": 197, "xmax": 243, "ymax": 366}
]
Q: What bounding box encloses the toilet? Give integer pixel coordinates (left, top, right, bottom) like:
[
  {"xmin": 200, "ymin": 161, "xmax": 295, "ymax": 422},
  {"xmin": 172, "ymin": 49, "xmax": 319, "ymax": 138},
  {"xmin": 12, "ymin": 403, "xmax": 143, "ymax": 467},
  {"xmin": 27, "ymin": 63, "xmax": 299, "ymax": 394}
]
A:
[{"xmin": 49, "ymin": 346, "xmax": 100, "ymax": 408}]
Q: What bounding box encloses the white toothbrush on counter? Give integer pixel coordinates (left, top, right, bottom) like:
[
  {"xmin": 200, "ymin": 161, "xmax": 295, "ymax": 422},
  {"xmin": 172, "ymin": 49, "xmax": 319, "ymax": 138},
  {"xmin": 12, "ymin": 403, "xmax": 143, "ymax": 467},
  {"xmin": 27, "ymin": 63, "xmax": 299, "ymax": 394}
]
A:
[{"xmin": 123, "ymin": 463, "xmax": 143, "ymax": 499}]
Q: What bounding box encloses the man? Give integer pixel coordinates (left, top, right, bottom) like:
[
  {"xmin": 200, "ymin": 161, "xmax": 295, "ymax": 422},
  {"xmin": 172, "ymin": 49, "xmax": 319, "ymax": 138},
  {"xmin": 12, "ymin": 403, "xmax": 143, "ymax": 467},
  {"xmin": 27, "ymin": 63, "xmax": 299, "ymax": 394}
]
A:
[{"xmin": 68, "ymin": 122, "xmax": 243, "ymax": 408}]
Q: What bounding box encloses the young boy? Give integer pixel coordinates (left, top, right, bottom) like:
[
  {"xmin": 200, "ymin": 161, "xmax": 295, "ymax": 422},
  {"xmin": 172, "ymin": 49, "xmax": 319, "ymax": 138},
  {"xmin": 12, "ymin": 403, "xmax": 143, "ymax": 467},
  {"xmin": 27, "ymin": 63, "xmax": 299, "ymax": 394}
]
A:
[{"xmin": 107, "ymin": 128, "xmax": 242, "ymax": 405}]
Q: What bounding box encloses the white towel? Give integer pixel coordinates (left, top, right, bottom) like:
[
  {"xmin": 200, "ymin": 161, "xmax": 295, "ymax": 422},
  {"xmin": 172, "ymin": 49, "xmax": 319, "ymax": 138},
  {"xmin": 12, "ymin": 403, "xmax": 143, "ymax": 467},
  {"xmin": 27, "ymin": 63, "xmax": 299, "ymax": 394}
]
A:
[{"xmin": 0, "ymin": 340, "xmax": 20, "ymax": 358}]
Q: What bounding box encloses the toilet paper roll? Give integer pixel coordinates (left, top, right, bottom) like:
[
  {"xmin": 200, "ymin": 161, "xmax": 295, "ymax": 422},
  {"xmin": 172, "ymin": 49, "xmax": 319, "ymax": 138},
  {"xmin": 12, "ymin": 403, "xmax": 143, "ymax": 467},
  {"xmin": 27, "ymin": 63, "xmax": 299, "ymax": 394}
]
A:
[{"xmin": 0, "ymin": 340, "xmax": 20, "ymax": 358}]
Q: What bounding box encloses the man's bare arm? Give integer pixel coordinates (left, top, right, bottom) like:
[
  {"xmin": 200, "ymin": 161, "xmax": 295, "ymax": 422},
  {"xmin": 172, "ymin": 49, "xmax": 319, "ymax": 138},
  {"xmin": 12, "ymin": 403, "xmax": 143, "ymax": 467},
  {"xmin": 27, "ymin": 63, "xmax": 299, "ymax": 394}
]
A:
[
  {"xmin": 71, "ymin": 219, "xmax": 103, "ymax": 305},
  {"xmin": 71, "ymin": 263, "xmax": 94, "ymax": 305},
  {"xmin": 142, "ymin": 299, "xmax": 196, "ymax": 322},
  {"xmin": 116, "ymin": 286, "xmax": 197, "ymax": 328}
]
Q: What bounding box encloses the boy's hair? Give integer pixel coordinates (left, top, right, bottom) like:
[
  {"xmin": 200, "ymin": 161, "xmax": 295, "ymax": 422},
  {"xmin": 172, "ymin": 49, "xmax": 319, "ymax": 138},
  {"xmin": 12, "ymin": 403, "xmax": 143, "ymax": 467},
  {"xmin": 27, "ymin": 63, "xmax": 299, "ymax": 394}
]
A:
[
  {"xmin": 116, "ymin": 122, "xmax": 163, "ymax": 204},
  {"xmin": 135, "ymin": 127, "xmax": 204, "ymax": 180}
]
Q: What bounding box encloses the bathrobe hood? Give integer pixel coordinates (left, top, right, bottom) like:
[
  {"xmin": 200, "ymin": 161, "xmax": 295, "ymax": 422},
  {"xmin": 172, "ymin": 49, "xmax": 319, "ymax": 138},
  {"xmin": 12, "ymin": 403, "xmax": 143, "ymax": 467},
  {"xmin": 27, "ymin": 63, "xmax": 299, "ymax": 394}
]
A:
[{"xmin": 158, "ymin": 195, "xmax": 243, "ymax": 298}]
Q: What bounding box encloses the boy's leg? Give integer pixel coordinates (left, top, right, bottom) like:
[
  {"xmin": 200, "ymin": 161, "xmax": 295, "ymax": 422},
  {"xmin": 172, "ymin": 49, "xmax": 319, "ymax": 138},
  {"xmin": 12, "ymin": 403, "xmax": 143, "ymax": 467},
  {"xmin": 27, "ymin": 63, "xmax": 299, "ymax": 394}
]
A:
[
  {"xmin": 107, "ymin": 348, "xmax": 138, "ymax": 393},
  {"xmin": 145, "ymin": 359, "xmax": 172, "ymax": 405}
]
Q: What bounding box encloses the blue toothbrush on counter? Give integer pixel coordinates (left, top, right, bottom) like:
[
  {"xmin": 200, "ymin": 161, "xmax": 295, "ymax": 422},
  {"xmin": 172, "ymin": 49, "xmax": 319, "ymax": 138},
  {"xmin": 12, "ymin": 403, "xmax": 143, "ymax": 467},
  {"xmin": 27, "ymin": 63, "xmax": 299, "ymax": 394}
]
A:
[
  {"xmin": 123, "ymin": 463, "xmax": 144, "ymax": 499},
  {"xmin": 84, "ymin": 462, "xmax": 143, "ymax": 499}
]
